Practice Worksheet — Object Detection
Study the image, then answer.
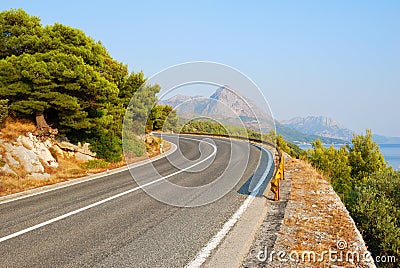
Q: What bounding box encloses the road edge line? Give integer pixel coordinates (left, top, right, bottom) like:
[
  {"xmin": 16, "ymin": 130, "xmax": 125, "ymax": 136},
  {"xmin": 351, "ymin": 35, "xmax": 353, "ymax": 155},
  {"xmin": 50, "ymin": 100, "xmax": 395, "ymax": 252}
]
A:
[
  {"xmin": 185, "ymin": 195, "xmax": 255, "ymax": 268},
  {"xmin": 185, "ymin": 144, "xmax": 274, "ymax": 268},
  {"xmin": 0, "ymin": 142, "xmax": 177, "ymax": 205},
  {"xmin": 0, "ymin": 137, "xmax": 217, "ymax": 243}
]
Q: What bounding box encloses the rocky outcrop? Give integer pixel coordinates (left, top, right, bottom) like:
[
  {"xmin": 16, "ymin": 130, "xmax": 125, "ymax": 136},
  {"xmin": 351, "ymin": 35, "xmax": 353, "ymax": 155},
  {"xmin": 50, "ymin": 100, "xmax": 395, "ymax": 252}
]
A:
[
  {"xmin": 18, "ymin": 133, "xmax": 58, "ymax": 168},
  {"xmin": 74, "ymin": 152, "xmax": 94, "ymax": 161},
  {"xmin": 5, "ymin": 152, "xmax": 20, "ymax": 168},
  {"xmin": 7, "ymin": 144, "xmax": 45, "ymax": 173},
  {"xmin": 0, "ymin": 133, "xmax": 96, "ymax": 179},
  {"xmin": 56, "ymin": 141, "xmax": 96, "ymax": 157}
]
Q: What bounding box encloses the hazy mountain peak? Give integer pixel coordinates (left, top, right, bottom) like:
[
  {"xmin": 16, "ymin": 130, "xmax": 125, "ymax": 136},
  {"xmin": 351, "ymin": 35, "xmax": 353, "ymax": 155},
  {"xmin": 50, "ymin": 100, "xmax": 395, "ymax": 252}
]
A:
[
  {"xmin": 284, "ymin": 116, "xmax": 345, "ymax": 128},
  {"xmin": 281, "ymin": 116, "xmax": 353, "ymax": 141},
  {"xmin": 160, "ymin": 86, "xmax": 274, "ymax": 132},
  {"xmin": 210, "ymin": 86, "xmax": 232, "ymax": 99}
]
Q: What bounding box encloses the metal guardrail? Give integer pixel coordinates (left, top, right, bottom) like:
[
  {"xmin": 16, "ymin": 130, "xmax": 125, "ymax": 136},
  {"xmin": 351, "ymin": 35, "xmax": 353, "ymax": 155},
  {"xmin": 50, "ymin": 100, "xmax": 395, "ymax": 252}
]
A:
[{"xmin": 178, "ymin": 132, "xmax": 284, "ymax": 200}]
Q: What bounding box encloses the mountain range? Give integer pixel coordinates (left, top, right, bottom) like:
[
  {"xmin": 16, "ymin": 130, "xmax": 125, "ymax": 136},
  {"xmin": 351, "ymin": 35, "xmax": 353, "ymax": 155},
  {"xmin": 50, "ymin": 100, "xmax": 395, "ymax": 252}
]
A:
[
  {"xmin": 281, "ymin": 116, "xmax": 400, "ymax": 144},
  {"xmin": 160, "ymin": 87, "xmax": 399, "ymax": 144},
  {"xmin": 281, "ymin": 116, "xmax": 353, "ymax": 141},
  {"xmin": 160, "ymin": 86, "xmax": 274, "ymax": 133}
]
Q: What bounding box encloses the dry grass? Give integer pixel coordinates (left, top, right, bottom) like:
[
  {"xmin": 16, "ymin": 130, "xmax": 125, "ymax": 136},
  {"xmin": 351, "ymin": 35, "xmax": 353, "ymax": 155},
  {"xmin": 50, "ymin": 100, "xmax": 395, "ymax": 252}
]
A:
[
  {"xmin": 0, "ymin": 118, "xmax": 36, "ymax": 142},
  {"xmin": 0, "ymin": 174, "xmax": 67, "ymax": 196},
  {"xmin": 0, "ymin": 157, "xmax": 108, "ymax": 196},
  {"xmin": 0, "ymin": 157, "xmax": 77, "ymax": 196}
]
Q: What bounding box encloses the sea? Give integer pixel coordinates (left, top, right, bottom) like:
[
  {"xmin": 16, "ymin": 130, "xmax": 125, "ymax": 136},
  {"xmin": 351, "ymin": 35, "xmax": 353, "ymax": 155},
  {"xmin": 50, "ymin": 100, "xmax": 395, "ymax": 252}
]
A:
[{"xmin": 298, "ymin": 143, "xmax": 400, "ymax": 170}]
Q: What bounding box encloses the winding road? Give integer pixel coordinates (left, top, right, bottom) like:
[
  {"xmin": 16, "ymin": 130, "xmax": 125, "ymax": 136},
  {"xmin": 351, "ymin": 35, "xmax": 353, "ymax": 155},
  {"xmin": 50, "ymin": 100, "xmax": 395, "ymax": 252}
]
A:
[{"xmin": 0, "ymin": 134, "xmax": 274, "ymax": 267}]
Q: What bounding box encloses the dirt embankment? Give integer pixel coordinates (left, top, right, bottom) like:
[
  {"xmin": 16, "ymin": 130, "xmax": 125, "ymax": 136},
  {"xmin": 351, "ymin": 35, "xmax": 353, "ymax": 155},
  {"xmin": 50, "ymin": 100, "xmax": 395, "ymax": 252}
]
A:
[{"xmin": 0, "ymin": 120, "xmax": 167, "ymax": 196}]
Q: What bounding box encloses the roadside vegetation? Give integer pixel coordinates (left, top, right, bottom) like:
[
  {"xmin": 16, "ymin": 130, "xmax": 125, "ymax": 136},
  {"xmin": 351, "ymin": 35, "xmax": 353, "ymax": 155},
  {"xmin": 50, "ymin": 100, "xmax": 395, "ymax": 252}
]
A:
[
  {"xmin": 0, "ymin": 8, "xmax": 175, "ymax": 163},
  {"xmin": 307, "ymin": 130, "xmax": 399, "ymax": 266},
  {"xmin": 179, "ymin": 119, "xmax": 305, "ymax": 158},
  {"xmin": 0, "ymin": 9, "xmax": 176, "ymax": 195},
  {"xmin": 179, "ymin": 119, "xmax": 275, "ymax": 141},
  {"xmin": 182, "ymin": 119, "xmax": 399, "ymax": 265}
]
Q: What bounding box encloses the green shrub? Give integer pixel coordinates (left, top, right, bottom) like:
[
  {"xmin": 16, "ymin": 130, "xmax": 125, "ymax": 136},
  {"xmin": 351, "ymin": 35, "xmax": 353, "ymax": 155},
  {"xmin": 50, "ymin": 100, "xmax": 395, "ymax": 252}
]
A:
[
  {"xmin": 276, "ymin": 135, "xmax": 305, "ymax": 158},
  {"xmin": 346, "ymin": 171, "xmax": 400, "ymax": 265},
  {"xmin": 129, "ymin": 142, "xmax": 146, "ymax": 156},
  {"xmin": 88, "ymin": 132, "xmax": 122, "ymax": 162},
  {"xmin": 81, "ymin": 159, "xmax": 110, "ymax": 169},
  {"xmin": 348, "ymin": 129, "xmax": 387, "ymax": 181},
  {"xmin": 122, "ymin": 133, "xmax": 146, "ymax": 157}
]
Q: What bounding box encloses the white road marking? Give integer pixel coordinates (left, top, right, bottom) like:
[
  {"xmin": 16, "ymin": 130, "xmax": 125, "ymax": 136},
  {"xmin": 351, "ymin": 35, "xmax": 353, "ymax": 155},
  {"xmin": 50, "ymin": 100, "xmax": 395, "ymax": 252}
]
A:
[
  {"xmin": 185, "ymin": 195, "xmax": 255, "ymax": 268},
  {"xmin": 0, "ymin": 137, "xmax": 217, "ymax": 243},
  {"xmin": 0, "ymin": 142, "xmax": 178, "ymax": 205},
  {"xmin": 185, "ymin": 144, "xmax": 274, "ymax": 268}
]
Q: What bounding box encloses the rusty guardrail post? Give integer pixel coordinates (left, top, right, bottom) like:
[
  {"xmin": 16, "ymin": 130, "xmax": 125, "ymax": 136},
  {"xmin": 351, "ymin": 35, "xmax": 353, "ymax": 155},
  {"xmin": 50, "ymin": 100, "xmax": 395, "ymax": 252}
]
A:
[{"xmin": 270, "ymin": 149, "xmax": 284, "ymax": 201}]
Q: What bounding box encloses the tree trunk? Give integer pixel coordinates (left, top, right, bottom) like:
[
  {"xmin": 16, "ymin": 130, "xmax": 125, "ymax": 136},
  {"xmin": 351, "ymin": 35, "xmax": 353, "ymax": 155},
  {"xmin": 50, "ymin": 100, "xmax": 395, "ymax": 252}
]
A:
[
  {"xmin": 35, "ymin": 110, "xmax": 49, "ymax": 130},
  {"xmin": 34, "ymin": 111, "xmax": 58, "ymax": 140}
]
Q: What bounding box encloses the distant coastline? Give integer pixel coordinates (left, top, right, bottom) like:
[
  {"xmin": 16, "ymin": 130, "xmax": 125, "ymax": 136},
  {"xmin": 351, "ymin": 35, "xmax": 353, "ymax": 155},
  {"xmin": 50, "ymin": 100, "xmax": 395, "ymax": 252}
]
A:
[{"xmin": 298, "ymin": 143, "xmax": 400, "ymax": 170}]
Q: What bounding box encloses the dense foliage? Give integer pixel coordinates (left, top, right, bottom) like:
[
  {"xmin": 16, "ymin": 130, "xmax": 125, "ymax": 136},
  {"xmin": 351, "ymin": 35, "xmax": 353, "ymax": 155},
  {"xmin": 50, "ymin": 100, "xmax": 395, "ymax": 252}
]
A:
[
  {"xmin": 347, "ymin": 170, "xmax": 400, "ymax": 263},
  {"xmin": 0, "ymin": 99, "xmax": 8, "ymax": 126},
  {"xmin": 146, "ymin": 104, "xmax": 178, "ymax": 132},
  {"xmin": 276, "ymin": 135, "xmax": 305, "ymax": 158},
  {"xmin": 0, "ymin": 9, "xmax": 162, "ymax": 161},
  {"xmin": 307, "ymin": 130, "xmax": 399, "ymax": 266}
]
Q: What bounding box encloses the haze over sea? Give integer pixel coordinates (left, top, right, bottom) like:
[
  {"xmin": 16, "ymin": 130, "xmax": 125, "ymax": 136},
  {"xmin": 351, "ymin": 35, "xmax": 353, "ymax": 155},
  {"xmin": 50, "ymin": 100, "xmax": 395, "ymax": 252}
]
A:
[{"xmin": 299, "ymin": 144, "xmax": 400, "ymax": 170}]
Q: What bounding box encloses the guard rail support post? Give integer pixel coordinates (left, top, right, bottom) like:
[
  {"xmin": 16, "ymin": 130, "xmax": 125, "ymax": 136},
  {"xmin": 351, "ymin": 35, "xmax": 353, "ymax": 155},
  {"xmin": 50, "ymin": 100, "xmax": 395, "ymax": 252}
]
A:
[{"xmin": 270, "ymin": 149, "xmax": 284, "ymax": 201}]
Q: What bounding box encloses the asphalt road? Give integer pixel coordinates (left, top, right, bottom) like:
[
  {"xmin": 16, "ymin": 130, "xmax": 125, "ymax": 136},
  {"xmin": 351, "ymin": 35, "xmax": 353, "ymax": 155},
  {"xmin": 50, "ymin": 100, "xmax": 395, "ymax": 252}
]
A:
[{"xmin": 0, "ymin": 134, "xmax": 271, "ymax": 267}]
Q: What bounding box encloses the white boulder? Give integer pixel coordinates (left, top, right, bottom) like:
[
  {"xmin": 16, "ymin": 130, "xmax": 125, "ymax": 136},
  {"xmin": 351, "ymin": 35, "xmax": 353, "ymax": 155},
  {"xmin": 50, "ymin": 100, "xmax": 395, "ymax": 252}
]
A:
[
  {"xmin": 17, "ymin": 134, "xmax": 58, "ymax": 168},
  {"xmin": 5, "ymin": 152, "xmax": 20, "ymax": 168},
  {"xmin": 34, "ymin": 139, "xmax": 58, "ymax": 168},
  {"xmin": 11, "ymin": 145, "xmax": 44, "ymax": 173}
]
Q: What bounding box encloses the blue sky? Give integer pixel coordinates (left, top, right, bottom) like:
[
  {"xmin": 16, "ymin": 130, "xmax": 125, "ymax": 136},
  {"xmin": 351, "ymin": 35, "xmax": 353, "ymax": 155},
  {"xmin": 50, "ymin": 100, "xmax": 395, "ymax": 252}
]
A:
[{"xmin": 1, "ymin": 1, "xmax": 399, "ymax": 136}]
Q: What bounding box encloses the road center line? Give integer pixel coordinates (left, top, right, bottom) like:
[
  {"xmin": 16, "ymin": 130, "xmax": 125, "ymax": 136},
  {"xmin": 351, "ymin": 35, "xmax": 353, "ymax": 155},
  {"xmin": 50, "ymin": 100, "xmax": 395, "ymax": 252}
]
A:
[{"xmin": 0, "ymin": 136, "xmax": 217, "ymax": 243}]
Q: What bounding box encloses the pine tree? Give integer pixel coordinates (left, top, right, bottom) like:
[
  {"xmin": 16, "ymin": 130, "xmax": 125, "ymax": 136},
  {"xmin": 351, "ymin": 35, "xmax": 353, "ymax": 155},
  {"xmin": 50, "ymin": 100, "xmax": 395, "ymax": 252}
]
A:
[
  {"xmin": 348, "ymin": 129, "xmax": 387, "ymax": 181},
  {"xmin": 0, "ymin": 9, "xmax": 155, "ymax": 161}
]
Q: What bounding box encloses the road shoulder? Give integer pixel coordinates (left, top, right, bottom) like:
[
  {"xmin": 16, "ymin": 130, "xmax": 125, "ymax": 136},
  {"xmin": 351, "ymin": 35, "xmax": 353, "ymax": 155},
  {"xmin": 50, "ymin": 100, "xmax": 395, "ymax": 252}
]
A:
[{"xmin": 0, "ymin": 142, "xmax": 177, "ymax": 204}]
